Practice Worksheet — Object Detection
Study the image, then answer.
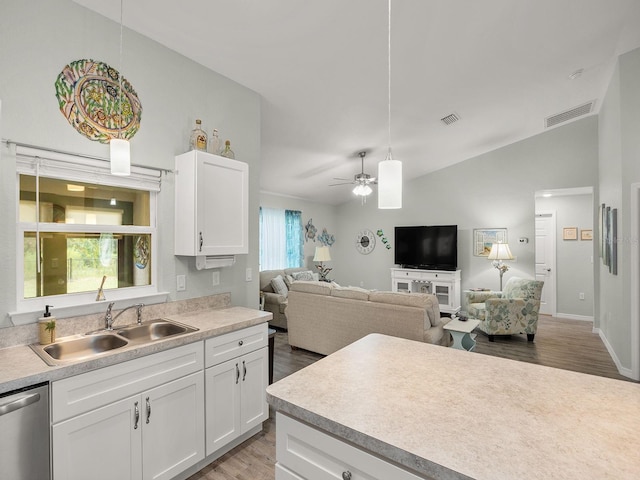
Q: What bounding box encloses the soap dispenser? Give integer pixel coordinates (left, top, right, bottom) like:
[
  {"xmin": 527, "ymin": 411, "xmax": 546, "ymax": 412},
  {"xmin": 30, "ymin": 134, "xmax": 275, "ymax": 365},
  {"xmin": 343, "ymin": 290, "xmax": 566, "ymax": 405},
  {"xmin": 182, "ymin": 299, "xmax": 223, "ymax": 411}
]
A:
[{"xmin": 38, "ymin": 305, "xmax": 56, "ymax": 345}]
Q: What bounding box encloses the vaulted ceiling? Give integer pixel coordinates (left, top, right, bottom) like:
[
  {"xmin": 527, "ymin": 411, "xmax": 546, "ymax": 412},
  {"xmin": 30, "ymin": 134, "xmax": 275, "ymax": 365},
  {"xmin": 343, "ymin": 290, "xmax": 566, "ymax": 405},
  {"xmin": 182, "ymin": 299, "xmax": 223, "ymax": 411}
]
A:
[{"xmin": 74, "ymin": 0, "xmax": 640, "ymax": 205}]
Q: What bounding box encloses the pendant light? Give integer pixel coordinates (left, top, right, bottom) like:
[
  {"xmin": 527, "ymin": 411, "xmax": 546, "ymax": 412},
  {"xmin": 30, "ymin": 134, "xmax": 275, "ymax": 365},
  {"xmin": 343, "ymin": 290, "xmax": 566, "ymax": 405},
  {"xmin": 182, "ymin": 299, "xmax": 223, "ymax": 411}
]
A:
[
  {"xmin": 378, "ymin": 0, "xmax": 402, "ymax": 209},
  {"xmin": 110, "ymin": 0, "xmax": 130, "ymax": 176}
]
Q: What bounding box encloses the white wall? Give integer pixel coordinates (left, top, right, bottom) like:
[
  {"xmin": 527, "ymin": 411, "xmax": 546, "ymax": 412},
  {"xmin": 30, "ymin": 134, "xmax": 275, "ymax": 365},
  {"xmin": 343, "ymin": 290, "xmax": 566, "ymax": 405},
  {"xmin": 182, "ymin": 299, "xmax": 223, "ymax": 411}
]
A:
[
  {"xmin": 598, "ymin": 46, "xmax": 640, "ymax": 376},
  {"xmin": 333, "ymin": 117, "xmax": 599, "ymax": 294},
  {"xmin": 260, "ymin": 192, "xmax": 338, "ymax": 270},
  {"xmin": 0, "ymin": 0, "xmax": 261, "ymax": 327}
]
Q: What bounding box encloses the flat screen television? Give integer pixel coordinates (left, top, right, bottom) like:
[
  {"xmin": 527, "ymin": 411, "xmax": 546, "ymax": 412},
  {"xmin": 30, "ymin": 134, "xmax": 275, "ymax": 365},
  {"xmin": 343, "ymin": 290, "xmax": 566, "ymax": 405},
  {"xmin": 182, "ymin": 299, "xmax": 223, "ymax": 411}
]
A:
[{"xmin": 394, "ymin": 225, "xmax": 458, "ymax": 271}]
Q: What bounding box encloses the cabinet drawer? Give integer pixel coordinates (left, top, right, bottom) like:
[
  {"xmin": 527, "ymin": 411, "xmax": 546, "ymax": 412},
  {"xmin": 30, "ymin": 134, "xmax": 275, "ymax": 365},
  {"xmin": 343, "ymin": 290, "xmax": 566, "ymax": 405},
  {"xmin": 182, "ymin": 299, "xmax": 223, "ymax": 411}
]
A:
[
  {"xmin": 276, "ymin": 413, "xmax": 423, "ymax": 480},
  {"xmin": 52, "ymin": 342, "xmax": 203, "ymax": 423},
  {"xmin": 205, "ymin": 323, "xmax": 268, "ymax": 367},
  {"xmin": 275, "ymin": 463, "xmax": 305, "ymax": 480}
]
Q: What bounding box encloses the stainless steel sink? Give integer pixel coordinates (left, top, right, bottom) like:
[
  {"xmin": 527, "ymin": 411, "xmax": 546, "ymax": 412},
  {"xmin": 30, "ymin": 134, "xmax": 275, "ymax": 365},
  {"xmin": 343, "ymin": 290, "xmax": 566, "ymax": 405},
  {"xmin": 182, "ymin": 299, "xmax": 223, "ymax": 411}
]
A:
[
  {"xmin": 116, "ymin": 319, "xmax": 197, "ymax": 342},
  {"xmin": 40, "ymin": 333, "xmax": 128, "ymax": 363}
]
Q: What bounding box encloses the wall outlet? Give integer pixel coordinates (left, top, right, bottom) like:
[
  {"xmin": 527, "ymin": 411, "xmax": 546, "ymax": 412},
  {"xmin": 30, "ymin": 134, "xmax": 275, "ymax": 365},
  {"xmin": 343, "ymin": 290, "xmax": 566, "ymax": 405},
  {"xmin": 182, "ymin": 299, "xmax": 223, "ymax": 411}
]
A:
[
  {"xmin": 212, "ymin": 271, "xmax": 220, "ymax": 286},
  {"xmin": 176, "ymin": 274, "xmax": 186, "ymax": 292},
  {"xmin": 579, "ymin": 292, "xmax": 585, "ymax": 300},
  {"xmin": 246, "ymin": 268, "xmax": 252, "ymax": 282}
]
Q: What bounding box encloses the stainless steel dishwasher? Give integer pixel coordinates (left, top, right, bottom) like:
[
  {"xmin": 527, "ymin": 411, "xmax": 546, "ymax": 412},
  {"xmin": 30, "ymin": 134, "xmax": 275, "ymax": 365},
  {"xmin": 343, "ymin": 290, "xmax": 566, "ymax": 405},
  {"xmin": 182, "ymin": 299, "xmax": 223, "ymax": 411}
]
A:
[{"xmin": 0, "ymin": 382, "xmax": 50, "ymax": 480}]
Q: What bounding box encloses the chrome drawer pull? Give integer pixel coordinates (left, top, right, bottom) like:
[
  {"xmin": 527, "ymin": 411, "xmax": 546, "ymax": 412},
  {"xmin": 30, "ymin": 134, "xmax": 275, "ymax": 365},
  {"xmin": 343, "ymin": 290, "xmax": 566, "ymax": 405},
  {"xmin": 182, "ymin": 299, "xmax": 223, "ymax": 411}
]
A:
[
  {"xmin": 342, "ymin": 471, "xmax": 352, "ymax": 480},
  {"xmin": 134, "ymin": 401, "xmax": 140, "ymax": 429},
  {"xmin": 146, "ymin": 397, "xmax": 151, "ymax": 424},
  {"xmin": 242, "ymin": 360, "xmax": 247, "ymax": 381},
  {"xmin": 235, "ymin": 363, "xmax": 240, "ymax": 384}
]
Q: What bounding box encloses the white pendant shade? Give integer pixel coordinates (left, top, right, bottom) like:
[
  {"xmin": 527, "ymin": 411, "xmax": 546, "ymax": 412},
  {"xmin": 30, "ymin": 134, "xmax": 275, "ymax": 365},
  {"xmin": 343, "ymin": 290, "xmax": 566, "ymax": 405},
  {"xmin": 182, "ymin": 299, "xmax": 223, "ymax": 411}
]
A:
[
  {"xmin": 377, "ymin": 156, "xmax": 402, "ymax": 209},
  {"xmin": 110, "ymin": 138, "xmax": 131, "ymax": 176}
]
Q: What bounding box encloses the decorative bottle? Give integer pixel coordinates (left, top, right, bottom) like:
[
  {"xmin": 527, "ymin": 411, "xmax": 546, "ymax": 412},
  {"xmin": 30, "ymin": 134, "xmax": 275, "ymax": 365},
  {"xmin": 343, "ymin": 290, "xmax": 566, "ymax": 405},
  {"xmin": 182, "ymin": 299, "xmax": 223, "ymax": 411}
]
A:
[
  {"xmin": 38, "ymin": 305, "xmax": 56, "ymax": 345},
  {"xmin": 189, "ymin": 119, "xmax": 208, "ymax": 151},
  {"xmin": 220, "ymin": 140, "xmax": 235, "ymax": 159},
  {"xmin": 208, "ymin": 128, "xmax": 221, "ymax": 155}
]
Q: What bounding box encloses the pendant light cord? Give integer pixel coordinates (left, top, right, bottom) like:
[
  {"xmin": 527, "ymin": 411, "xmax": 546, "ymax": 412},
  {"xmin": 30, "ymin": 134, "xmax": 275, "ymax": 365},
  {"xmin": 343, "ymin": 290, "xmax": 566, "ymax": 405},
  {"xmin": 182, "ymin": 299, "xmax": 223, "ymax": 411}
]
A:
[
  {"xmin": 118, "ymin": 0, "xmax": 124, "ymax": 141},
  {"xmin": 387, "ymin": 0, "xmax": 392, "ymax": 160}
]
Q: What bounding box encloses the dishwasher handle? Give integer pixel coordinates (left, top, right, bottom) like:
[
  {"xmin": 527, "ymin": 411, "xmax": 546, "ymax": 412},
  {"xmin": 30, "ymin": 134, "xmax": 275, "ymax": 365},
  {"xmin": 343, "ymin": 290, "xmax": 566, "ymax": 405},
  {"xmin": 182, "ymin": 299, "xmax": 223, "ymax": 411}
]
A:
[{"xmin": 0, "ymin": 393, "xmax": 41, "ymax": 417}]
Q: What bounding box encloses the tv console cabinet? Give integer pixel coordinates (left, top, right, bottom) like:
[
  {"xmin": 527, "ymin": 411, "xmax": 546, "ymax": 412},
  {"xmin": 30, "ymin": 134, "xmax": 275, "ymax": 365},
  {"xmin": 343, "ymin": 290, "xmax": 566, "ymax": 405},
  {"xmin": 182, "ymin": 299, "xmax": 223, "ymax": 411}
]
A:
[{"xmin": 390, "ymin": 268, "xmax": 461, "ymax": 315}]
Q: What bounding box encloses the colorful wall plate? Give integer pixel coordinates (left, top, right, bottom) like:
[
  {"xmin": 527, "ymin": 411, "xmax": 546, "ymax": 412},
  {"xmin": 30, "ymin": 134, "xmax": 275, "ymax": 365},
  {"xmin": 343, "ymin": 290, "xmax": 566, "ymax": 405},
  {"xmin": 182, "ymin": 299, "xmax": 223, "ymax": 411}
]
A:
[{"xmin": 55, "ymin": 59, "xmax": 142, "ymax": 143}]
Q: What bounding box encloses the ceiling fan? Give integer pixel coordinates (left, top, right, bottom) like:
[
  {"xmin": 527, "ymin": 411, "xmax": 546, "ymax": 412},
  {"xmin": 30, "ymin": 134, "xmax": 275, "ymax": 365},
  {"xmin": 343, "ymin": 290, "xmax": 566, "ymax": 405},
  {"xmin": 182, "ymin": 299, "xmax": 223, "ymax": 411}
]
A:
[{"xmin": 329, "ymin": 151, "xmax": 377, "ymax": 197}]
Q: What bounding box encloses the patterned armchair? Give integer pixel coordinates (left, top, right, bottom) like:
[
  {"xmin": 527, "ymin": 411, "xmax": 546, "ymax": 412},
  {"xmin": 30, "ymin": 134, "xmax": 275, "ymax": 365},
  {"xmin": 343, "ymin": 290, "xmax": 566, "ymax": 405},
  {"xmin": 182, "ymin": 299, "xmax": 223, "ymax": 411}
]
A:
[{"xmin": 464, "ymin": 277, "xmax": 544, "ymax": 342}]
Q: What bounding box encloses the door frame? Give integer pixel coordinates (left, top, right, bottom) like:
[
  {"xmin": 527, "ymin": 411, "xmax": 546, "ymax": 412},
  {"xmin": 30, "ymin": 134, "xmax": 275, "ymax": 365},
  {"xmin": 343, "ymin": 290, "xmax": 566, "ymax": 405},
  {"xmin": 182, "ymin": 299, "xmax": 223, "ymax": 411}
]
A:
[
  {"xmin": 535, "ymin": 211, "xmax": 557, "ymax": 316},
  {"xmin": 630, "ymin": 183, "xmax": 640, "ymax": 381}
]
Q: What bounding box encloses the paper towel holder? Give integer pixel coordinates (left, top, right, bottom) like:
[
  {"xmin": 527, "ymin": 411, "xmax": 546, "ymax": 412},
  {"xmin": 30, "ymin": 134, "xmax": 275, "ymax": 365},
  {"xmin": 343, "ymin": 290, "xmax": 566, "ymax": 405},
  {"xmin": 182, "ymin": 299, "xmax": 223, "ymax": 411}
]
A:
[{"xmin": 195, "ymin": 255, "xmax": 235, "ymax": 270}]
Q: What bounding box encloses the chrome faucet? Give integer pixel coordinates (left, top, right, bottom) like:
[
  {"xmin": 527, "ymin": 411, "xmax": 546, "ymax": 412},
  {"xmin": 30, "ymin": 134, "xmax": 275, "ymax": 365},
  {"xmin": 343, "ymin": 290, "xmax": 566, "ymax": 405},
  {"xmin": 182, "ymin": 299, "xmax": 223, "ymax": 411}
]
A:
[{"xmin": 104, "ymin": 302, "xmax": 145, "ymax": 330}]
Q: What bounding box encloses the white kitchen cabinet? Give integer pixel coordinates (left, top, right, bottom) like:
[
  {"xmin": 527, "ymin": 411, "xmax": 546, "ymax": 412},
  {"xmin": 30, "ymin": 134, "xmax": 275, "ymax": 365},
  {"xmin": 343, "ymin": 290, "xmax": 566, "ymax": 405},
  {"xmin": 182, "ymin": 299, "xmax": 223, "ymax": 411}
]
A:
[
  {"xmin": 51, "ymin": 343, "xmax": 205, "ymax": 480},
  {"xmin": 174, "ymin": 150, "xmax": 248, "ymax": 256},
  {"xmin": 205, "ymin": 324, "xmax": 269, "ymax": 456},
  {"xmin": 276, "ymin": 413, "xmax": 423, "ymax": 480},
  {"xmin": 391, "ymin": 268, "xmax": 461, "ymax": 314}
]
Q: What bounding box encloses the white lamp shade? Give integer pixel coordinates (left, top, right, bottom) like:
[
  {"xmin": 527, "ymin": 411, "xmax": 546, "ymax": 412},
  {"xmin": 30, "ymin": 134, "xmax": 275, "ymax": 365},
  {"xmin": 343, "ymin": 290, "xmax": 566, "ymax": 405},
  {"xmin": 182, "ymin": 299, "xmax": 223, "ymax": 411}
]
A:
[
  {"xmin": 488, "ymin": 243, "xmax": 514, "ymax": 260},
  {"xmin": 110, "ymin": 138, "xmax": 131, "ymax": 176},
  {"xmin": 313, "ymin": 246, "xmax": 331, "ymax": 262},
  {"xmin": 377, "ymin": 158, "xmax": 402, "ymax": 209},
  {"xmin": 353, "ymin": 184, "xmax": 373, "ymax": 196}
]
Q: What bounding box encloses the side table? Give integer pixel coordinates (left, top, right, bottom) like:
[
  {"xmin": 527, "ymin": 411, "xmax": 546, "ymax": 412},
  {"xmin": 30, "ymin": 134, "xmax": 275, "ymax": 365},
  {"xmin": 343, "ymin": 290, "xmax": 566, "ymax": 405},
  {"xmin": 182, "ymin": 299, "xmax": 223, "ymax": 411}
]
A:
[{"xmin": 444, "ymin": 318, "xmax": 481, "ymax": 352}]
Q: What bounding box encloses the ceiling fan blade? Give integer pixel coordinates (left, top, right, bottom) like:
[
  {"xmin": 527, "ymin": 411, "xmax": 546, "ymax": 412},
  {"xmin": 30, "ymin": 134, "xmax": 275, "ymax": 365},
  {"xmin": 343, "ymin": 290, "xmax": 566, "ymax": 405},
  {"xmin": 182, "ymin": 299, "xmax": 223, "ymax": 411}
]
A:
[
  {"xmin": 329, "ymin": 182, "xmax": 354, "ymax": 186},
  {"xmin": 332, "ymin": 177, "xmax": 352, "ymax": 181}
]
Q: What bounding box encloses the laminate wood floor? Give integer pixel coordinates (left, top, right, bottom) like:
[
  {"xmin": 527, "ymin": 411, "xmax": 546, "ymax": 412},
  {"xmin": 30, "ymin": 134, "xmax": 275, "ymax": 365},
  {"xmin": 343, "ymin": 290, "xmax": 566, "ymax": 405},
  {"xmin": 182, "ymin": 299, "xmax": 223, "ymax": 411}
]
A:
[{"xmin": 187, "ymin": 315, "xmax": 633, "ymax": 479}]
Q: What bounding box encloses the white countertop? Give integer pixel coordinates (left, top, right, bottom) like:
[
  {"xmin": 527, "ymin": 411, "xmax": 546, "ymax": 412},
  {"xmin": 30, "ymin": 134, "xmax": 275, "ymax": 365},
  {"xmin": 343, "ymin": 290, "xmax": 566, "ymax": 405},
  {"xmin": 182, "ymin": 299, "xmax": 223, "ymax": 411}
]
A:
[
  {"xmin": 0, "ymin": 306, "xmax": 271, "ymax": 395},
  {"xmin": 266, "ymin": 333, "xmax": 640, "ymax": 480}
]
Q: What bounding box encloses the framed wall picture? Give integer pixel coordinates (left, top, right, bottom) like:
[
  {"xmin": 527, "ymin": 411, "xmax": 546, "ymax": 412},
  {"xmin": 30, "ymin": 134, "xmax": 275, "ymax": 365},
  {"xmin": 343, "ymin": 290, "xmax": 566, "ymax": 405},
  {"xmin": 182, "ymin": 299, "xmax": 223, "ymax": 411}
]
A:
[
  {"xmin": 563, "ymin": 227, "xmax": 578, "ymax": 240},
  {"xmin": 581, "ymin": 229, "xmax": 593, "ymax": 241},
  {"xmin": 473, "ymin": 228, "xmax": 507, "ymax": 256}
]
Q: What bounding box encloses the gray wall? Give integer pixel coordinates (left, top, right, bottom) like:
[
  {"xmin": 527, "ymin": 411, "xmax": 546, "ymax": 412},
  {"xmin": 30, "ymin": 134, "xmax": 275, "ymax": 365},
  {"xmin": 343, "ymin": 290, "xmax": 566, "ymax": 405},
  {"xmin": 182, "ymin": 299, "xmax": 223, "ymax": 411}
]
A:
[
  {"xmin": 332, "ymin": 117, "xmax": 599, "ymax": 294},
  {"xmin": 598, "ymin": 46, "xmax": 640, "ymax": 373},
  {"xmin": 0, "ymin": 0, "xmax": 261, "ymax": 327},
  {"xmin": 259, "ymin": 193, "xmax": 338, "ymax": 270},
  {"xmin": 536, "ymin": 193, "xmax": 594, "ymax": 319}
]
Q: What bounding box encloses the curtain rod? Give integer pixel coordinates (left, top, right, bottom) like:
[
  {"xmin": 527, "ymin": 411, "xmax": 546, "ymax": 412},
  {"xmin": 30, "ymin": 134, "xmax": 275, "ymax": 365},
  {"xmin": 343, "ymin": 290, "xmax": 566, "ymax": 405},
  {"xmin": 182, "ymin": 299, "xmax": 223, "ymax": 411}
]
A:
[{"xmin": 1, "ymin": 138, "xmax": 174, "ymax": 175}]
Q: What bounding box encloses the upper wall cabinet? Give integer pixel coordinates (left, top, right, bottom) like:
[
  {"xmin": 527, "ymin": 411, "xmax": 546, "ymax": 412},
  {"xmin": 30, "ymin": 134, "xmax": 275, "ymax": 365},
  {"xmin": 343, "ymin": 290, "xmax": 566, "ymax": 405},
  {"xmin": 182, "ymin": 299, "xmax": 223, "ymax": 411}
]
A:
[{"xmin": 175, "ymin": 151, "xmax": 249, "ymax": 256}]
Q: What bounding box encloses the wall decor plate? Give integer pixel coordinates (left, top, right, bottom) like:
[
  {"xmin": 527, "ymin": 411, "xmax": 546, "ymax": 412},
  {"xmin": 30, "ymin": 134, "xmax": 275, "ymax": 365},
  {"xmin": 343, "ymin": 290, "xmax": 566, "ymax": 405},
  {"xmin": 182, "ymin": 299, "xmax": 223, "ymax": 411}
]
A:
[{"xmin": 55, "ymin": 59, "xmax": 142, "ymax": 143}]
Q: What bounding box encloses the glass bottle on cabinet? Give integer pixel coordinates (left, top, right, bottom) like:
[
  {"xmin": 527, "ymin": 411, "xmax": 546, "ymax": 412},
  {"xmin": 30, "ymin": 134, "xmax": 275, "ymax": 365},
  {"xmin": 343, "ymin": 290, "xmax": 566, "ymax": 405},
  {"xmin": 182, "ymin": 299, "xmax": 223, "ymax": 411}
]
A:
[
  {"xmin": 220, "ymin": 140, "xmax": 235, "ymax": 159},
  {"xmin": 189, "ymin": 119, "xmax": 207, "ymax": 151},
  {"xmin": 208, "ymin": 128, "xmax": 221, "ymax": 155}
]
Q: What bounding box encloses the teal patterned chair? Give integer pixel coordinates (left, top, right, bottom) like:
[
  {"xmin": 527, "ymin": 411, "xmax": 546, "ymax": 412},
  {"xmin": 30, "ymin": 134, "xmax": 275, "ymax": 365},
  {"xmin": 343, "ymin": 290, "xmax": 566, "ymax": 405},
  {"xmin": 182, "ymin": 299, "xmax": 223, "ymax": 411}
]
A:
[{"xmin": 464, "ymin": 277, "xmax": 544, "ymax": 342}]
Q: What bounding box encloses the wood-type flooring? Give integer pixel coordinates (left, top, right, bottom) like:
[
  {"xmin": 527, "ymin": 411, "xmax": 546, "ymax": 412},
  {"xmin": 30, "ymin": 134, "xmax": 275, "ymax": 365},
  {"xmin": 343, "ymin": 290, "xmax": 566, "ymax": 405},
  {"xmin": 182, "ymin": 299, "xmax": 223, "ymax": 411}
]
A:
[{"xmin": 188, "ymin": 315, "xmax": 633, "ymax": 479}]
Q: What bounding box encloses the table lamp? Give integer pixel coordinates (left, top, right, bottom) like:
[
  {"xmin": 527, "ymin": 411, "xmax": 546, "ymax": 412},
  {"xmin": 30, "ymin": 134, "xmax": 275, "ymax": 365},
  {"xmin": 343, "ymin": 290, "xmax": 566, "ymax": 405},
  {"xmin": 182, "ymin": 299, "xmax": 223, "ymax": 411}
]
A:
[
  {"xmin": 313, "ymin": 246, "xmax": 332, "ymax": 281},
  {"xmin": 488, "ymin": 242, "xmax": 514, "ymax": 291}
]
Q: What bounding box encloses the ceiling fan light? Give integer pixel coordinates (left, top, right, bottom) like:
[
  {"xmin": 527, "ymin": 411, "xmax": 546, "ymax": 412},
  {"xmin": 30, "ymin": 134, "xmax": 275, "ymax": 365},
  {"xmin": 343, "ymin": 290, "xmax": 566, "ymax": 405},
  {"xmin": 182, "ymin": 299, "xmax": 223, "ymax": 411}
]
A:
[
  {"xmin": 353, "ymin": 184, "xmax": 373, "ymax": 196},
  {"xmin": 377, "ymin": 156, "xmax": 402, "ymax": 209}
]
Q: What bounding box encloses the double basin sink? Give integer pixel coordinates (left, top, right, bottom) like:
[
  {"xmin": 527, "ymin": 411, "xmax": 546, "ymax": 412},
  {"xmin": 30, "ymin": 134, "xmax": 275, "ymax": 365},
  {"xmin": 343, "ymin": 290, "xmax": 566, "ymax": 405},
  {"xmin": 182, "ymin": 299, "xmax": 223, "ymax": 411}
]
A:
[{"xmin": 31, "ymin": 319, "xmax": 198, "ymax": 366}]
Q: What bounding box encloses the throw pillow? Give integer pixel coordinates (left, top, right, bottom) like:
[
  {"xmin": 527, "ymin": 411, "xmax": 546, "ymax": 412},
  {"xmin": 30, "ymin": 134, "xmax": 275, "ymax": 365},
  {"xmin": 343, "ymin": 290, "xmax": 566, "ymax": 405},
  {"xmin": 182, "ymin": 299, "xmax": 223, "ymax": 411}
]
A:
[
  {"xmin": 283, "ymin": 274, "xmax": 294, "ymax": 289},
  {"xmin": 270, "ymin": 275, "xmax": 288, "ymax": 298},
  {"xmin": 292, "ymin": 270, "xmax": 314, "ymax": 281}
]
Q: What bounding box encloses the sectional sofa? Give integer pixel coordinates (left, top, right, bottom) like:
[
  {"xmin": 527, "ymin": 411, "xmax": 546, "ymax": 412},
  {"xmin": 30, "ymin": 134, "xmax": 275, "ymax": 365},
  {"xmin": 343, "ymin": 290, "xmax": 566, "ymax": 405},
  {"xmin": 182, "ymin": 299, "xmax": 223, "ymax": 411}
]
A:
[{"xmin": 286, "ymin": 281, "xmax": 452, "ymax": 356}]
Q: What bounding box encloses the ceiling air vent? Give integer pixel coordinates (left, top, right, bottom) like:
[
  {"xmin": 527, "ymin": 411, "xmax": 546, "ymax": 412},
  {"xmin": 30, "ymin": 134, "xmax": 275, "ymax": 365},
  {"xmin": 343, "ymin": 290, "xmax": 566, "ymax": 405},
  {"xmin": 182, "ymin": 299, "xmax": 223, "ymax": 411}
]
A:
[
  {"xmin": 440, "ymin": 113, "xmax": 460, "ymax": 125},
  {"xmin": 545, "ymin": 101, "xmax": 595, "ymax": 128}
]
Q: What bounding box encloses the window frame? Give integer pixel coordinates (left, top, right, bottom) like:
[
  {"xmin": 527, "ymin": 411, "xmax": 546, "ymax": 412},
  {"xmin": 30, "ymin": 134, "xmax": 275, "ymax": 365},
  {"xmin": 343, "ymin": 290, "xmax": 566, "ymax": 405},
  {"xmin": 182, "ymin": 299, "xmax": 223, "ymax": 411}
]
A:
[{"xmin": 13, "ymin": 147, "xmax": 162, "ymax": 317}]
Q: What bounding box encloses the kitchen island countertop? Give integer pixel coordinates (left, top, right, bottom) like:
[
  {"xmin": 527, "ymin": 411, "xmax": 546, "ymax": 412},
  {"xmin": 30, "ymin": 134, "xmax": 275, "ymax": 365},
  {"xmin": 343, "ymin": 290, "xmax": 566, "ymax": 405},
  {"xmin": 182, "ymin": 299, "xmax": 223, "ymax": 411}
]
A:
[{"xmin": 266, "ymin": 333, "xmax": 640, "ymax": 480}]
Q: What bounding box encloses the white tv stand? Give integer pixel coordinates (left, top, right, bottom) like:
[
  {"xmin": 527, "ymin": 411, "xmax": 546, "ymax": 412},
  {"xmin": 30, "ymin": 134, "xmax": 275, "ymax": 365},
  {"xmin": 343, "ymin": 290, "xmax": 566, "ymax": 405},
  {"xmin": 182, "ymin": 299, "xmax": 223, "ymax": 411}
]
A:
[{"xmin": 391, "ymin": 268, "xmax": 461, "ymax": 315}]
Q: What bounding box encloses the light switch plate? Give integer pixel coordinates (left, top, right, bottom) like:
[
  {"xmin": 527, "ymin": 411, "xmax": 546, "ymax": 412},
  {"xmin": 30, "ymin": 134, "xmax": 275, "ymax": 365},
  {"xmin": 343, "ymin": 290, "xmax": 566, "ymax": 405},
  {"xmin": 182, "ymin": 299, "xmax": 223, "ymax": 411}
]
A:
[
  {"xmin": 212, "ymin": 271, "xmax": 220, "ymax": 286},
  {"xmin": 246, "ymin": 268, "xmax": 252, "ymax": 282},
  {"xmin": 177, "ymin": 274, "xmax": 186, "ymax": 291}
]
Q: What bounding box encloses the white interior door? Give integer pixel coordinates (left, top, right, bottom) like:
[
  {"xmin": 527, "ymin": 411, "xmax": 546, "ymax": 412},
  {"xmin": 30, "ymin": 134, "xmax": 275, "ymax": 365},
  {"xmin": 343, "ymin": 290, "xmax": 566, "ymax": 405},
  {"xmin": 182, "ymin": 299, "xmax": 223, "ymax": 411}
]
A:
[{"xmin": 535, "ymin": 213, "xmax": 556, "ymax": 316}]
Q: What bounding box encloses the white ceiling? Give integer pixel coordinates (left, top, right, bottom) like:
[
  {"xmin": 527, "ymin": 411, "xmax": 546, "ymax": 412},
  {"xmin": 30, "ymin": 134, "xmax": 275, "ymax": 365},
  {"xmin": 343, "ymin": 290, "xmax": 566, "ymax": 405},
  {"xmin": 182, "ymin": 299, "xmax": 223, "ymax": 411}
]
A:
[{"xmin": 73, "ymin": 0, "xmax": 640, "ymax": 205}]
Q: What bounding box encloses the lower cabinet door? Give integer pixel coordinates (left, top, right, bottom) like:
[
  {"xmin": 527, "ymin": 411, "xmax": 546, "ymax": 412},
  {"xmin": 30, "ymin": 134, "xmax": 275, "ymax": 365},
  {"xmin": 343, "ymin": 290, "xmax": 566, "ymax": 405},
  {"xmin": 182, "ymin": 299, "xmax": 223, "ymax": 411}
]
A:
[
  {"xmin": 205, "ymin": 358, "xmax": 241, "ymax": 455},
  {"xmin": 52, "ymin": 395, "xmax": 142, "ymax": 480},
  {"xmin": 240, "ymin": 346, "xmax": 269, "ymax": 433},
  {"xmin": 142, "ymin": 371, "xmax": 205, "ymax": 480}
]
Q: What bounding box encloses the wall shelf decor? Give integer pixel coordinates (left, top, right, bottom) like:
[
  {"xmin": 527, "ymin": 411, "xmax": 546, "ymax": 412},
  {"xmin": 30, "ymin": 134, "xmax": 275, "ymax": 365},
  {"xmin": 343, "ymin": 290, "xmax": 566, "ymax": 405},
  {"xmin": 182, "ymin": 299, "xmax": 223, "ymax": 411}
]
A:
[
  {"xmin": 55, "ymin": 59, "xmax": 142, "ymax": 143},
  {"xmin": 473, "ymin": 228, "xmax": 507, "ymax": 256}
]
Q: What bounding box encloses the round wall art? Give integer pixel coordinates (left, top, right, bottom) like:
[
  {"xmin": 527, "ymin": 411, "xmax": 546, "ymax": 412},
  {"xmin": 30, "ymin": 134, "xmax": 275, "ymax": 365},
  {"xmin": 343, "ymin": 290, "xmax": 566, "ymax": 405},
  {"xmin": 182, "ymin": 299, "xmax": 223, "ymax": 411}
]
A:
[{"xmin": 55, "ymin": 59, "xmax": 142, "ymax": 143}]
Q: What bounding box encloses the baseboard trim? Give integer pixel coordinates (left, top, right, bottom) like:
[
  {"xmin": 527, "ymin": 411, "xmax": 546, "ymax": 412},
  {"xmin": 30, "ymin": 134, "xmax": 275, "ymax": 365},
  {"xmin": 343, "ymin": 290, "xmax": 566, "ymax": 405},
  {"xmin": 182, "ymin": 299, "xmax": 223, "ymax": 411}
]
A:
[
  {"xmin": 594, "ymin": 327, "xmax": 636, "ymax": 380},
  {"xmin": 555, "ymin": 313, "xmax": 593, "ymax": 322}
]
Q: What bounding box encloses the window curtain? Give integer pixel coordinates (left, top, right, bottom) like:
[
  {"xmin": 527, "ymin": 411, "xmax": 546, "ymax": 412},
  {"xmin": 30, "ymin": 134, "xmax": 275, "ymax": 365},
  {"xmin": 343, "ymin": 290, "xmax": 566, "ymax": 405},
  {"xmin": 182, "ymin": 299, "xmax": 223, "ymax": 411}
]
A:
[
  {"xmin": 285, "ymin": 210, "xmax": 303, "ymax": 268},
  {"xmin": 259, "ymin": 208, "xmax": 304, "ymax": 270}
]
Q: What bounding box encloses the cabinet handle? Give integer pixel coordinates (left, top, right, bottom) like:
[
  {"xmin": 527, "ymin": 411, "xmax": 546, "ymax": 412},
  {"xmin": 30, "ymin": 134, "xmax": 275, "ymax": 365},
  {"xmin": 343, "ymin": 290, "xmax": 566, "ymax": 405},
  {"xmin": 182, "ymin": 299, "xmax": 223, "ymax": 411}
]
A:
[
  {"xmin": 242, "ymin": 360, "xmax": 247, "ymax": 381},
  {"xmin": 146, "ymin": 397, "xmax": 151, "ymax": 424},
  {"xmin": 238, "ymin": 340, "xmax": 244, "ymax": 346},
  {"xmin": 235, "ymin": 363, "xmax": 240, "ymax": 384},
  {"xmin": 199, "ymin": 232, "xmax": 203, "ymax": 252},
  {"xmin": 134, "ymin": 401, "xmax": 140, "ymax": 430},
  {"xmin": 342, "ymin": 471, "xmax": 352, "ymax": 480}
]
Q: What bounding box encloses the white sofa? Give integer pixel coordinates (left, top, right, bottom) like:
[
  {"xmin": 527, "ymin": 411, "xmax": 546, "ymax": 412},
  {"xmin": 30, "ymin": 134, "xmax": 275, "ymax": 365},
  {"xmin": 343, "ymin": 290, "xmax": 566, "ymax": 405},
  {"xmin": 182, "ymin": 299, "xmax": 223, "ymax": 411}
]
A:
[{"xmin": 286, "ymin": 281, "xmax": 451, "ymax": 356}]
